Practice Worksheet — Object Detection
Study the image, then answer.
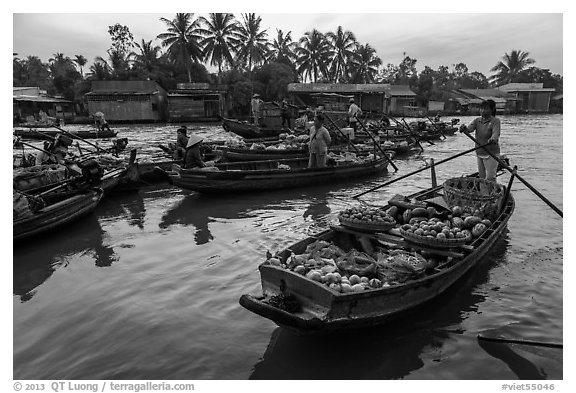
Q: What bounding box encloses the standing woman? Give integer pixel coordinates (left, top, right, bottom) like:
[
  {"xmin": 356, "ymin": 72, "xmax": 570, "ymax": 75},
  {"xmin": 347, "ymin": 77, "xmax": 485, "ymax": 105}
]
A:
[
  {"xmin": 308, "ymin": 113, "xmax": 331, "ymax": 168},
  {"xmin": 460, "ymin": 99, "xmax": 500, "ymax": 181}
]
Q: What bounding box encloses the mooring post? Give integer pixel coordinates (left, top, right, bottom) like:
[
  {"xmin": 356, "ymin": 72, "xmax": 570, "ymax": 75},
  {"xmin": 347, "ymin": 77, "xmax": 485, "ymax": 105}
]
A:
[{"xmin": 430, "ymin": 158, "xmax": 437, "ymax": 188}]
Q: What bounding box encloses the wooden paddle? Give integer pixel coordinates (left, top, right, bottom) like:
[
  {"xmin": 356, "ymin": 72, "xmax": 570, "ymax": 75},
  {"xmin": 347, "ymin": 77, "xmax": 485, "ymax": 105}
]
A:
[
  {"xmin": 461, "ymin": 130, "xmax": 563, "ymax": 217},
  {"xmin": 354, "ymin": 115, "xmax": 399, "ymax": 172},
  {"xmin": 353, "ymin": 142, "xmax": 493, "ymax": 198}
]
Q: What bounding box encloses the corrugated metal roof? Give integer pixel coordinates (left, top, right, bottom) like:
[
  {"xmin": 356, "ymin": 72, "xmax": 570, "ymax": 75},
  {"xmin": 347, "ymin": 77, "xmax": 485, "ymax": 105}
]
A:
[
  {"xmin": 86, "ymin": 90, "xmax": 158, "ymax": 95},
  {"xmin": 13, "ymin": 95, "xmax": 71, "ymax": 103},
  {"xmin": 288, "ymin": 83, "xmax": 416, "ymax": 96}
]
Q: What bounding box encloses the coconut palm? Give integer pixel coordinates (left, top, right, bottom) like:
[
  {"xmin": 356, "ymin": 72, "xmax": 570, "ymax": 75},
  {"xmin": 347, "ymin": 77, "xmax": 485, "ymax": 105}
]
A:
[
  {"xmin": 490, "ymin": 49, "xmax": 535, "ymax": 85},
  {"xmin": 94, "ymin": 48, "xmax": 130, "ymax": 79},
  {"xmin": 267, "ymin": 29, "xmax": 297, "ymax": 65},
  {"xmin": 73, "ymin": 55, "xmax": 88, "ymax": 78},
  {"xmin": 295, "ymin": 29, "xmax": 332, "ymax": 83},
  {"xmin": 129, "ymin": 39, "xmax": 163, "ymax": 76},
  {"xmin": 235, "ymin": 13, "xmax": 269, "ymax": 72},
  {"xmin": 87, "ymin": 61, "xmax": 111, "ymax": 81},
  {"xmin": 326, "ymin": 26, "xmax": 357, "ymax": 82},
  {"xmin": 197, "ymin": 13, "xmax": 241, "ymax": 76},
  {"xmin": 348, "ymin": 43, "xmax": 381, "ymax": 83},
  {"xmin": 157, "ymin": 13, "xmax": 204, "ymax": 82}
]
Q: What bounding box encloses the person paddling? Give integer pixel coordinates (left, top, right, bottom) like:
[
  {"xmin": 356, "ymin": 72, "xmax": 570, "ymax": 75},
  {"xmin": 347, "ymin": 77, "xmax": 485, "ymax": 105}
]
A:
[{"xmin": 459, "ymin": 99, "xmax": 501, "ymax": 181}]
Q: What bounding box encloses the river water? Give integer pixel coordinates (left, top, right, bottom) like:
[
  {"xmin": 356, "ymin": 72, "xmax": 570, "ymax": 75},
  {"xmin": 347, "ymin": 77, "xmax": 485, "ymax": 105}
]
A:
[{"xmin": 12, "ymin": 114, "xmax": 563, "ymax": 380}]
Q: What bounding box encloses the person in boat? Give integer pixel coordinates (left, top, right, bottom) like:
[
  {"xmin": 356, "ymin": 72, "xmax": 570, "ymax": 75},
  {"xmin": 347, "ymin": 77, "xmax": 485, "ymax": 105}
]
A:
[
  {"xmin": 280, "ymin": 99, "xmax": 291, "ymax": 129},
  {"xmin": 308, "ymin": 113, "xmax": 332, "ymax": 168},
  {"xmin": 434, "ymin": 114, "xmax": 441, "ymax": 123},
  {"xmin": 183, "ymin": 134, "xmax": 206, "ymax": 169},
  {"xmin": 93, "ymin": 112, "xmax": 112, "ymax": 132},
  {"xmin": 111, "ymin": 137, "xmax": 129, "ymax": 156},
  {"xmin": 459, "ymin": 99, "xmax": 501, "ymax": 181},
  {"xmin": 251, "ymin": 94, "xmax": 262, "ymax": 126},
  {"xmin": 35, "ymin": 133, "xmax": 73, "ymax": 166},
  {"xmin": 348, "ymin": 98, "xmax": 362, "ymax": 133},
  {"xmin": 174, "ymin": 126, "xmax": 189, "ymax": 160}
]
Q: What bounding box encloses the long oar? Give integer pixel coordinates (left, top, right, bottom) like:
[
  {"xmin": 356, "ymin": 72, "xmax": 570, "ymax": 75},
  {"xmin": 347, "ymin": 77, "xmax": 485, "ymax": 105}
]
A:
[
  {"xmin": 379, "ymin": 114, "xmax": 426, "ymax": 152},
  {"xmin": 52, "ymin": 125, "xmax": 105, "ymax": 153},
  {"xmin": 323, "ymin": 113, "xmax": 360, "ymax": 153},
  {"xmin": 477, "ymin": 334, "xmax": 562, "ymax": 349},
  {"xmin": 354, "ymin": 115, "xmax": 398, "ymax": 172},
  {"xmin": 353, "ymin": 142, "xmax": 492, "ymax": 199},
  {"xmin": 398, "ymin": 116, "xmax": 436, "ymax": 146},
  {"xmin": 462, "ymin": 131, "xmax": 563, "ymax": 217}
]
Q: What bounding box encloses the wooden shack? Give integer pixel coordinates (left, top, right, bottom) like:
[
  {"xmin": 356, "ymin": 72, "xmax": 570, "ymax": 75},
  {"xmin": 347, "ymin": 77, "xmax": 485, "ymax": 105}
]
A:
[
  {"xmin": 497, "ymin": 83, "xmax": 555, "ymax": 113},
  {"xmin": 85, "ymin": 81, "xmax": 168, "ymax": 122},
  {"xmin": 13, "ymin": 87, "xmax": 75, "ymax": 123},
  {"xmin": 167, "ymin": 83, "xmax": 227, "ymax": 122}
]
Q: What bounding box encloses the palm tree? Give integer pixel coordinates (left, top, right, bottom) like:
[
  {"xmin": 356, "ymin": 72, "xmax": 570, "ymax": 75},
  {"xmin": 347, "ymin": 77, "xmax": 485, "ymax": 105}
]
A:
[
  {"xmin": 157, "ymin": 13, "xmax": 204, "ymax": 82},
  {"xmin": 348, "ymin": 43, "xmax": 381, "ymax": 83},
  {"xmin": 87, "ymin": 60, "xmax": 111, "ymax": 81},
  {"xmin": 490, "ymin": 49, "xmax": 535, "ymax": 85},
  {"xmin": 129, "ymin": 39, "xmax": 163, "ymax": 76},
  {"xmin": 267, "ymin": 29, "xmax": 297, "ymax": 65},
  {"xmin": 74, "ymin": 55, "xmax": 88, "ymax": 78},
  {"xmin": 326, "ymin": 26, "xmax": 357, "ymax": 82},
  {"xmin": 235, "ymin": 13, "xmax": 269, "ymax": 72},
  {"xmin": 94, "ymin": 48, "xmax": 130, "ymax": 79},
  {"xmin": 198, "ymin": 13, "xmax": 241, "ymax": 77},
  {"xmin": 295, "ymin": 29, "xmax": 332, "ymax": 83}
]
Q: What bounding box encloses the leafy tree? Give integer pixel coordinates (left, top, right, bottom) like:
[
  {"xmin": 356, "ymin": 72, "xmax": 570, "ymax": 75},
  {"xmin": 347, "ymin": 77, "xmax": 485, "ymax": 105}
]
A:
[
  {"xmin": 253, "ymin": 62, "xmax": 297, "ymax": 101},
  {"xmin": 326, "ymin": 26, "xmax": 357, "ymax": 82},
  {"xmin": 108, "ymin": 23, "xmax": 135, "ymax": 55},
  {"xmin": 87, "ymin": 60, "xmax": 112, "ymax": 81},
  {"xmin": 128, "ymin": 39, "xmax": 164, "ymax": 79},
  {"xmin": 348, "ymin": 43, "xmax": 381, "ymax": 83},
  {"xmin": 235, "ymin": 13, "xmax": 269, "ymax": 72},
  {"xmin": 396, "ymin": 55, "xmax": 417, "ymax": 84},
  {"xmin": 13, "ymin": 55, "xmax": 52, "ymax": 91},
  {"xmin": 158, "ymin": 13, "xmax": 205, "ymax": 82},
  {"xmin": 48, "ymin": 52, "xmax": 81, "ymax": 99},
  {"xmin": 295, "ymin": 29, "xmax": 332, "ymax": 83},
  {"xmin": 198, "ymin": 13, "xmax": 241, "ymax": 77},
  {"xmin": 377, "ymin": 63, "xmax": 400, "ymax": 83},
  {"xmin": 490, "ymin": 49, "xmax": 535, "ymax": 85},
  {"xmin": 515, "ymin": 66, "xmax": 562, "ymax": 90}
]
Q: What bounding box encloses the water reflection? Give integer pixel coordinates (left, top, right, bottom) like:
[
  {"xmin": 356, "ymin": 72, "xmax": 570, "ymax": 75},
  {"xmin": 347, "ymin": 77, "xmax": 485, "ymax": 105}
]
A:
[
  {"xmin": 13, "ymin": 214, "xmax": 117, "ymax": 301},
  {"xmin": 98, "ymin": 190, "xmax": 147, "ymax": 230},
  {"xmin": 302, "ymin": 197, "xmax": 331, "ymax": 221},
  {"xmin": 249, "ymin": 234, "xmax": 511, "ymax": 379}
]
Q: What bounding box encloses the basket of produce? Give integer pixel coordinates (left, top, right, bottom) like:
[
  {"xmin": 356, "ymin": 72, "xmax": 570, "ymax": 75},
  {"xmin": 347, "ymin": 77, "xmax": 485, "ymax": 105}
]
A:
[
  {"xmin": 443, "ymin": 177, "xmax": 505, "ymax": 220},
  {"xmin": 398, "ymin": 218, "xmax": 472, "ymax": 248},
  {"xmin": 338, "ymin": 206, "xmax": 396, "ymax": 232}
]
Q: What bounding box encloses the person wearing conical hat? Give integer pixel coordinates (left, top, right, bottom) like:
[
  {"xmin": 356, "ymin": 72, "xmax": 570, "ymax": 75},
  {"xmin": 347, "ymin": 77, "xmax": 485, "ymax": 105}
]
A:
[
  {"xmin": 183, "ymin": 133, "xmax": 206, "ymax": 169},
  {"xmin": 251, "ymin": 93, "xmax": 262, "ymax": 126}
]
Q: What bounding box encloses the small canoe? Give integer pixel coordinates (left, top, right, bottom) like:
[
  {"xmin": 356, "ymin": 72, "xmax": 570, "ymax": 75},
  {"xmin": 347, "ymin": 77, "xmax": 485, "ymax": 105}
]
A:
[
  {"xmin": 168, "ymin": 155, "xmax": 390, "ymax": 193},
  {"xmin": 239, "ymin": 176, "xmax": 515, "ymax": 333},
  {"xmin": 14, "ymin": 188, "xmax": 104, "ymax": 241},
  {"xmin": 221, "ymin": 118, "xmax": 286, "ymax": 140},
  {"xmin": 14, "ymin": 128, "xmax": 118, "ymax": 140}
]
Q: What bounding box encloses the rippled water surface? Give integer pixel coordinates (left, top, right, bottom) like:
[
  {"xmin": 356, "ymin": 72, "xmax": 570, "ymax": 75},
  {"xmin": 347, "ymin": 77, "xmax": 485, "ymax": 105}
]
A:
[{"xmin": 13, "ymin": 115, "xmax": 563, "ymax": 380}]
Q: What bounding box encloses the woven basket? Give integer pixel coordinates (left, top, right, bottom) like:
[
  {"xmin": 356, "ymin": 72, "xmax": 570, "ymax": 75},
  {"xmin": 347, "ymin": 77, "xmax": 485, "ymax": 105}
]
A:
[
  {"xmin": 443, "ymin": 177, "xmax": 505, "ymax": 220},
  {"xmin": 339, "ymin": 215, "xmax": 396, "ymax": 233},
  {"xmin": 399, "ymin": 228, "xmax": 471, "ymax": 248}
]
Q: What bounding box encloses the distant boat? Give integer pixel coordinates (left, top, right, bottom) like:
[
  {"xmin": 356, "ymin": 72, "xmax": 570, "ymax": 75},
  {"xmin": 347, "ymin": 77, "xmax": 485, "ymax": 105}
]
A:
[
  {"xmin": 14, "ymin": 128, "xmax": 118, "ymax": 140},
  {"xmin": 221, "ymin": 117, "xmax": 287, "ymax": 140}
]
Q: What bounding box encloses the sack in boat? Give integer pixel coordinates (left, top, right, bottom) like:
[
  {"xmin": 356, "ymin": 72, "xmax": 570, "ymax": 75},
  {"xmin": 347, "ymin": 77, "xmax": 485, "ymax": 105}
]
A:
[
  {"xmin": 376, "ymin": 250, "xmax": 427, "ymax": 283},
  {"xmin": 443, "ymin": 177, "xmax": 505, "ymax": 220},
  {"xmin": 13, "ymin": 191, "xmax": 33, "ymax": 219}
]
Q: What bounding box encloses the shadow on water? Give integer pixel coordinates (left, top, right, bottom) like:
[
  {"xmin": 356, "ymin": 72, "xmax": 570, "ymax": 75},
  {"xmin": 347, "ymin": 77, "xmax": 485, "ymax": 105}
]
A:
[
  {"xmin": 13, "ymin": 213, "xmax": 117, "ymax": 302},
  {"xmin": 248, "ymin": 230, "xmax": 547, "ymax": 380},
  {"xmin": 98, "ymin": 190, "xmax": 147, "ymax": 230}
]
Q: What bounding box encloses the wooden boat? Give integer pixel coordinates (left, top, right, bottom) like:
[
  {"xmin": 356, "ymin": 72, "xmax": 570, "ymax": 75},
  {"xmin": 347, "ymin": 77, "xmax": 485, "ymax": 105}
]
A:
[
  {"xmin": 221, "ymin": 117, "xmax": 286, "ymax": 140},
  {"xmin": 14, "ymin": 188, "xmax": 103, "ymax": 241},
  {"xmin": 167, "ymin": 154, "xmax": 390, "ymax": 193},
  {"xmin": 14, "ymin": 128, "xmax": 118, "ymax": 140},
  {"xmin": 239, "ymin": 175, "xmax": 515, "ymax": 333},
  {"xmin": 220, "ymin": 145, "xmax": 308, "ymax": 161}
]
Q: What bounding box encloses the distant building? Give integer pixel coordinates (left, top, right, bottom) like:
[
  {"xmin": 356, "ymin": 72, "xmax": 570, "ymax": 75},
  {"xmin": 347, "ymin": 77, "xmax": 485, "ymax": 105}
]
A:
[
  {"xmin": 13, "ymin": 87, "xmax": 75, "ymax": 122},
  {"xmin": 85, "ymin": 80, "xmax": 168, "ymax": 122},
  {"xmin": 497, "ymin": 83, "xmax": 555, "ymax": 113},
  {"xmin": 167, "ymin": 83, "xmax": 228, "ymax": 122},
  {"xmin": 287, "ymin": 83, "xmax": 418, "ymax": 116}
]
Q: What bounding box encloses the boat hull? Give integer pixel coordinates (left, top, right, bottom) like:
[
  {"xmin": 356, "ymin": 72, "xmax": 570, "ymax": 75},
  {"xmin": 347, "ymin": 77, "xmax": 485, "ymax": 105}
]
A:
[
  {"xmin": 14, "ymin": 128, "xmax": 118, "ymax": 140},
  {"xmin": 221, "ymin": 118, "xmax": 285, "ymax": 139}
]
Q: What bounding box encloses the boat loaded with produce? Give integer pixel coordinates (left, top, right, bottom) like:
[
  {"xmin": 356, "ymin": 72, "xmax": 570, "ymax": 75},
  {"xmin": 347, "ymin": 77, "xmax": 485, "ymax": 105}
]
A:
[{"xmin": 239, "ymin": 160, "xmax": 517, "ymax": 332}]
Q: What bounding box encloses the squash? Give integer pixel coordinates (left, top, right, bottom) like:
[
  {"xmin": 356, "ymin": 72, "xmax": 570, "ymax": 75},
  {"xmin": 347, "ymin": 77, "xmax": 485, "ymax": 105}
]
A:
[
  {"xmin": 427, "ymin": 206, "xmax": 438, "ymax": 218},
  {"xmin": 452, "ymin": 205, "xmax": 463, "ymax": 217},
  {"xmin": 464, "ymin": 215, "xmax": 482, "ymax": 229},
  {"xmin": 412, "ymin": 207, "xmax": 428, "ymax": 217},
  {"xmin": 472, "ymin": 223, "xmax": 487, "ymax": 238},
  {"xmin": 481, "ymin": 219, "xmax": 492, "ymax": 228},
  {"xmin": 387, "ymin": 206, "xmax": 399, "ymax": 218},
  {"xmin": 452, "ymin": 217, "xmax": 464, "ymax": 229},
  {"xmin": 403, "ymin": 209, "xmax": 413, "ymax": 223}
]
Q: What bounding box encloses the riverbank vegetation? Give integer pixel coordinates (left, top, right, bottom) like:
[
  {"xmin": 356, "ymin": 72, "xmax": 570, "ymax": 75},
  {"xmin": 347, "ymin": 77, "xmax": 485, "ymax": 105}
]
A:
[{"xmin": 14, "ymin": 13, "xmax": 563, "ymax": 114}]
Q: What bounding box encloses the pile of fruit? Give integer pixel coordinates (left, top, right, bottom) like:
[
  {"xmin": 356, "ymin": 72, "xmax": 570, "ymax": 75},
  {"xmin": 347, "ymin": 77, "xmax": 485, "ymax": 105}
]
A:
[{"xmin": 338, "ymin": 206, "xmax": 396, "ymax": 229}]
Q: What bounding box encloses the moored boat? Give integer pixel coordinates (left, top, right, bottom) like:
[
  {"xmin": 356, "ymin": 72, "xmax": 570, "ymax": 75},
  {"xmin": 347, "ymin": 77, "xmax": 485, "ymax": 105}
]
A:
[
  {"xmin": 221, "ymin": 117, "xmax": 287, "ymax": 140},
  {"xmin": 14, "ymin": 128, "xmax": 118, "ymax": 140},
  {"xmin": 239, "ymin": 174, "xmax": 515, "ymax": 333},
  {"xmin": 13, "ymin": 188, "xmax": 104, "ymax": 241},
  {"xmin": 167, "ymin": 153, "xmax": 390, "ymax": 193}
]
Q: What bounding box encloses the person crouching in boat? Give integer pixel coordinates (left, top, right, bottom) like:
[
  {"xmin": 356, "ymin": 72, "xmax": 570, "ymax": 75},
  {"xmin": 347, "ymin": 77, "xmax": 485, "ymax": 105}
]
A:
[
  {"xmin": 459, "ymin": 99, "xmax": 501, "ymax": 181},
  {"xmin": 174, "ymin": 125, "xmax": 189, "ymax": 160},
  {"xmin": 308, "ymin": 113, "xmax": 331, "ymax": 168},
  {"xmin": 35, "ymin": 133, "xmax": 73, "ymax": 166},
  {"xmin": 183, "ymin": 134, "xmax": 206, "ymax": 169}
]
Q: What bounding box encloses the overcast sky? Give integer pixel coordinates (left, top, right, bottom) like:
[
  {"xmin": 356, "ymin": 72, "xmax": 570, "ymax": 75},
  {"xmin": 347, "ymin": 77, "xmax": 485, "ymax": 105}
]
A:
[{"xmin": 12, "ymin": 6, "xmax": 564, "ymax": 79}]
